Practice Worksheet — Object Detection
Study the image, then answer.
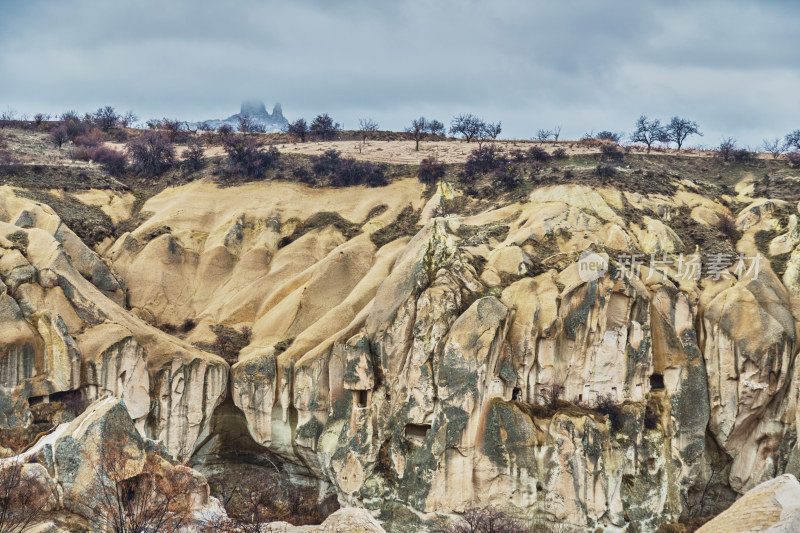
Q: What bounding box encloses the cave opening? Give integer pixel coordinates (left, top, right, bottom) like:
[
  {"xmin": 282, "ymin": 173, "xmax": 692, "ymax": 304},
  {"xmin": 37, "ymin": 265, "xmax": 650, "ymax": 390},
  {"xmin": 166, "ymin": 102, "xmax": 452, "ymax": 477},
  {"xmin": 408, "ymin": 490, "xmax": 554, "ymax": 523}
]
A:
[
  {"xmin": 649, "ymin": 374, "xmax": 665, "ymax": 390},
  {"xmin": 354, "ymin": 390, "xmax": 369, "ymax": 408},
  {"xmin": 405, "ymin": 423, "xmax": 431, "ymax": 442}
]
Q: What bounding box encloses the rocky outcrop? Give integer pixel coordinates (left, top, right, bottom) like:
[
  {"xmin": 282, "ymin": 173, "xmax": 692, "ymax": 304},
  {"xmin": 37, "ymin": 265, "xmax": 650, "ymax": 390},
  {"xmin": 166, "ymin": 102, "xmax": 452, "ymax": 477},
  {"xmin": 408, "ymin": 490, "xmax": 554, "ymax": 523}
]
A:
[
  {"xmin": 197, "ymin": 99, "xmax": 289, "ymax": 133},
  {"xmin": 697, "ymin": 474, "xmax": 800, "ymax": 532},
  {"xmin": 0, "ymin": 190, "xmax": 227, "ymax": 459},
  {"xmin": 1, "ymin": 397, "xmax": 224, "ymax": 528},
  {"xmin": 4, "ymin": 170, "xmax": 800, "ymax": 531}
]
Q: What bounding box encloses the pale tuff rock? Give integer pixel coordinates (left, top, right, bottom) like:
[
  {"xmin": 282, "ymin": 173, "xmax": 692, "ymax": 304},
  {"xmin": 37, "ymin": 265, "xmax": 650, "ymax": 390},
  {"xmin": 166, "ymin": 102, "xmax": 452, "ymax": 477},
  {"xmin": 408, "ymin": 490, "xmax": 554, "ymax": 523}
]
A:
[
  {"xmin": 312, "ymin": 508, "xmax": 387, "ymax": 532},
  {"xmin": 697, "ymin": 474, "xmax": 800, "ymax": 533},
  {"xmin": 77, "ymin": 323, "xmax": 150, "ymax": 429},
  {"xmin": 231, "ymin": 350, "xmax": 277, "ymax": 446},
  {"xmin": 0, "ymin": 190, "xmax": 227, "ymax": 458},
  {"xmin": 5, "ymin": 174, "xmax": 800, "ymax": 532},
  {"xmin": 701, "ymin": 273, "xmax": 795, "ymax": 492}
]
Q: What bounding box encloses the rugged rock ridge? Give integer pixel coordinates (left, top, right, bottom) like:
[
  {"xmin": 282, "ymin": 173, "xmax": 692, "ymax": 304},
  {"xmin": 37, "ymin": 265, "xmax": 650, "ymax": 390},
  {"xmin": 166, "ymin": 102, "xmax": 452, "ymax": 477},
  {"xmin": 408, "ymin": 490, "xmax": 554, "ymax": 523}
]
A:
[
  {"xmin": 2, "ymin": 173, "xmax": 800, "ymax": 531},
  {"xmin": 197, "ymin": 99, "xmax": 289, "ymax": 132}
]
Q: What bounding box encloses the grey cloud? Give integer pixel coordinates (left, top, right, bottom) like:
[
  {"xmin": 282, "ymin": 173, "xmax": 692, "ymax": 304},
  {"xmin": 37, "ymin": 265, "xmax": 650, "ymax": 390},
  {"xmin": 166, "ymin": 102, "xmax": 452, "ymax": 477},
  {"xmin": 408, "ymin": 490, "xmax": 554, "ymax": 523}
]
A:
[{"xmin": 1, "ymin": 0, "xmax": 798, "ymax": 146}]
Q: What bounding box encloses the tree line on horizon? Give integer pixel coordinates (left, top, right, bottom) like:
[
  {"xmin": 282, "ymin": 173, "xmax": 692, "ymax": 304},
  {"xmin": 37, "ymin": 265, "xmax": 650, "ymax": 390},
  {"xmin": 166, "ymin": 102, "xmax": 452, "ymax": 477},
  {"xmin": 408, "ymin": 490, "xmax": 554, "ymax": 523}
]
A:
[
  {"xmin": 3, "ymin": 105, "xmax": 800, "ymax": 157},
  {"xmin": 1, "ymin": 105, "xmax": 800, "ymax": 187}
]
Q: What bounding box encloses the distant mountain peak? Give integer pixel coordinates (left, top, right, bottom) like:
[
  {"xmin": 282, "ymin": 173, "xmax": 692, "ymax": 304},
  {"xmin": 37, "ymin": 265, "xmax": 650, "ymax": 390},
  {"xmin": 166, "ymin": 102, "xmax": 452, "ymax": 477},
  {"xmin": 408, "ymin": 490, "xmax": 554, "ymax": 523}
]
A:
[
  {"xmin": 196, "ymin": 99, "xmax": 289, "ymax": 132},
  {"xmin": 240, "ymin": 99, "xmax": 268, "ymax": 118}
]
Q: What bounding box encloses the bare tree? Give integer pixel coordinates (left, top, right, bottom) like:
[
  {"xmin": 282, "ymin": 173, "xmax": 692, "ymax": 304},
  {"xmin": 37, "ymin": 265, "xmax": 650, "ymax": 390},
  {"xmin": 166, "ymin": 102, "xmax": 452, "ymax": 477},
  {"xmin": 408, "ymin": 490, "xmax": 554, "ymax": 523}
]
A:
[
  {"xmin": 535, "ymin": 129, "xmax": 551, "ymax": 143},
  {"xmin": 785, "ymin": 130, "xmax": 800, "ymax": 152},
  {"xmin": 407, "ymin": 117, "xmax": 430, "ymax": 151},
  {"xmin": 439, "ymin": 506, "xmax": 526, "ymax": 533},
  {"xmin": 428, "ymin": 119, "xmax": 446, "ymax": 137},
  {"xmin": 484, "ymin": 122, "xmax": 502, "ymax": 142},
  {"xmin": 450, "ymin": 114, "xmax": 485, "ymax": 143},
  {"xmin": 538, "ymin": 384, "xmax": 564, "ymax": 411},
  {"xmin": 50, "ymin": 125, "xmax": 69, "ymax": 149},
  {"xmin": 0, "ymin": 458, "xmax": 55, "ymax": 533},
  {"xmin": 665, "ymin": 116, "xmax": 701, "ymax": 150},
  {"xmin": 83, "ymin": 439, "xmax": 195, "ymax": 533},
  {"xmin": 357, "ymin": 118, "xmax": 379, "ymax": 143},
  {"xmin": 238, "ymin": 114, "xmax": 252, "ymax": 134},
  {"xmin": 217, "ymin": 123, "xmax": 233, "ymax": 138},
  {"xmin": 551, "ymin": 125, "xmax": 562, "ymax": 142},
  {"xmin": 716, "ymin": 138, "xmax": 736, "ymax": 162},
  {"xmin": 93, "ymin": 106, "xmax": 121, "ymax": 132},
  {"xmin": 761, "ymin": 138, "xmax": 785, "ymax": 159},
  {"xmin": 120, "ymin": 111, "xmax": 138, "ymax": 129},
  {"xmin": 630, "ymin": 115, "xmax": 667, "ymax": 153}
]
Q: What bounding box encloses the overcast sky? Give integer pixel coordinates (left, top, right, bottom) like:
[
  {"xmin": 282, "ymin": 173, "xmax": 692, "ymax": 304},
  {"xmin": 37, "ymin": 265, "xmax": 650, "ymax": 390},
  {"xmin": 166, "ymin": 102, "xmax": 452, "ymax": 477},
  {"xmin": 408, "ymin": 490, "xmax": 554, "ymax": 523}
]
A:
[{"xmin": 1, "ymin": 0, "xmax": 798, "ymax": 147}]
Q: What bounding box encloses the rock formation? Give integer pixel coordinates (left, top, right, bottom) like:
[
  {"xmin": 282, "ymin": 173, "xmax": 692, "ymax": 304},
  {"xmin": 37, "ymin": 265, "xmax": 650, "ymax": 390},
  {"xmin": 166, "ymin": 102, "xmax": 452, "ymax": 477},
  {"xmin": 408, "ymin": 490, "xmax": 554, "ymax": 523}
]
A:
[
  {"xmin": 197, "ymin": 99, "xmax": 289, "ymax": 132},
  {"xmin": 2, "ymin": 142, "xmax": 800, "ymax": 531}
]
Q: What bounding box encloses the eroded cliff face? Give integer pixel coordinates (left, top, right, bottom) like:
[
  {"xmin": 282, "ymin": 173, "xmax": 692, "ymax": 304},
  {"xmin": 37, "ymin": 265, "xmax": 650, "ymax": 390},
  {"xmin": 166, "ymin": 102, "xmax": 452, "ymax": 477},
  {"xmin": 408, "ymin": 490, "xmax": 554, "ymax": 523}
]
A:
[
  {"xmin": 2, "ymin": 170, "xmax": 800, "ymax": 531},
  {"xmin": 0, "ymin": 188, "xmax": 227, "ymax": 460}
]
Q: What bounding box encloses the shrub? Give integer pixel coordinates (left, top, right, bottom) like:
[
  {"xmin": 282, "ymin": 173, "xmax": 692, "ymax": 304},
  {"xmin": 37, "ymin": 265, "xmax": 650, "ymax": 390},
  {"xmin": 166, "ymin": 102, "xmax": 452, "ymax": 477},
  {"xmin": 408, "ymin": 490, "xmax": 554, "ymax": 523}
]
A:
[
  {"xmin": 156, "ymin": 117, "xmax": 185, "ymax": 142},
  {"xmin": 600, "ymin": 143, "xmax": 624, "ymax": 162},
  {"xmin": 594, "ymin": 394, "xmax": 623, "ymax": 432},
  {"xmin": 222, "ymin": 135, "xmax": 280, "ymax": 179},
  {"xmin": 716, "ymin": 138, "xmax": 736, "ymax": 162},
  {"xmin": 182, "ymin": 139, "xmax": 205, "ymax": 172},
  {"xmin": 331, "ymin": 158, "xmax": 387, "ymax": 187},
  {"xmin": 72, "ymin": 145, "xmax": 95, "ymax": 161},
  {"xmin": 509, "ymin": 149, "xmax": 526, "ymax": 162},
  {"xmin": 73, "ymin": 128, "xmax": 103, "ymax": 148},
  {"xmin": 493, "ymin": 164, "xmax": 519, "ymax": 189},
  {"xmin": 126, "ymin": 131, "xmax": 175, "ymax": 176},
  {"xmin": 217, "ymin": 123, "xmax": 233, "ymax": 137},
  {"xmin": 286, "ymin": 118, "xmax": 309, "ymax": 142},
  {"xmin": 60, "ymin": 111, "xmax": 86, "ymax": 139},
  {"xmin": 462, "ymin": 145, "xmax": 507, "ymax": 181},
  {"xmin": 733, "ymin": 148, "xmax": 756, "ymax": 164},
  {"xmin": 311, "ymin": 149, "xmax": 341, "ymax": 177},
  {"xmin": 418, "ymin": 158, "xmax": 446, "ymax": 185},
  {"xmin": 787, "ymin": 152, "xmax": 800, "ymax": 168},
  {"xmin": 644, "ymin": 404, "xmax": 660, "ymax": 430},
  {"xmin": 715, "ymin": 213, "xmax": 740, "ymax": 242},
  {"xmin": 526, "ymin": 146, "xmax": 551, "ymax": 162},
  {"xmin": 552, "ymin": 147, "xmax": 568, "ymax": 159},
  {"xmin": 595, "ymin": 163, "xmax": 616, "ymax": 178},
  {"xmin": 0, "ymin": 456, "xmax": 56, "ymax": 532},
  {"xmin": 196, "ymin": 325, "xmax": 252, "ymax": 364},
  {"xmin": 92, "ymin": 146, "xmax": 127, "ymax": 176},
  {"xmin": 310, "ymin": 149, "xmax": 387, "ymax": 187},
  {"xmin": 291, "ymin": 164, "xmax": 314, "ymax": 184},
  {"xmin": 595, "ymin": 130, "xmax": 621, "ymax": 143}
]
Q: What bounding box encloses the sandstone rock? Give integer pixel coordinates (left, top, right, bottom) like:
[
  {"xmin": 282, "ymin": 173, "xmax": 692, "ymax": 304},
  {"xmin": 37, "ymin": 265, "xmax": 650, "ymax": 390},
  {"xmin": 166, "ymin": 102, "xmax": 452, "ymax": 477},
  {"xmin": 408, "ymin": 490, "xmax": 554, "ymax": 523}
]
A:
[
  {"xmin": 697, "ymin": 474, "xmax": 800, "ymax": 533},
  {"xmin": 313, "ymin": 508, "xmax": 386, "ymax": 532}
]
